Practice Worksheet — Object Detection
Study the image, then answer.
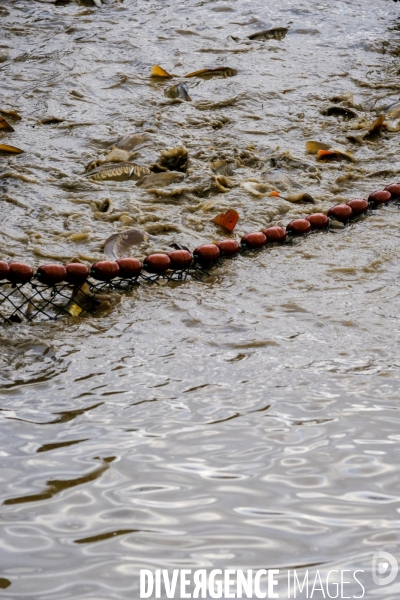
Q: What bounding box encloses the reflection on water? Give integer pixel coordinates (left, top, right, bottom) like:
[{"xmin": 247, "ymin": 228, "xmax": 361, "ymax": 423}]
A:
[{"xmin": 1, "ymin": 0, "xmax": 400, "ymax": 598}]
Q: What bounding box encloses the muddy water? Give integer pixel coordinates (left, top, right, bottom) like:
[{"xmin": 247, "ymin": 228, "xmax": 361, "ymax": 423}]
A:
[{"xmin": 2, "ymin": 0, "xmax": 400, "ymax": 598}]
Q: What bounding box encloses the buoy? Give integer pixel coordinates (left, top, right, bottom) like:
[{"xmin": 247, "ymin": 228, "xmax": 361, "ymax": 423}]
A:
[
  {"xmin": 216, "ymin": 239, "xmax": 241, "ymax": 256},
  {"xmin": 305, "ymin": 213, "xmax": 329, "ymax": 230},
  {"xmin": 116, "ymin": 258, "xmax": 143, "ymax": 278},
  {"xmin": 65, "ymin": 263, "xmax": 89, "ymax": 284},
  {"xmin": 143, "ymin": 254, "xmax": 171, "ymax": 274},
  {"xmin": 90, "ymin": 261, "xmax": 120, "ymax": 281},
  {"xmin": 36, "ymin": 264, "xmax": 67, "ymax": 286},
  {"xmin": 328, "ymin": 204, "xmax": 353, "ymax": 223},
  {"xmin": 241, "ymin": 232, "xmax": 267, "ymax": 249},
  {"xmin": 346, "ymin": 199, "xmax": 369, "ymax": 216},
  {"xmin": 368, "ymin": 190, "xmax": 392, "ymax": 204},
  {"xmin": 0, "ymin": 261, "xmax": 10, "ymax": 280},
  {"xmin": 385, "ymin": 183, "xmax": 400, "ymax": 199},
  {"xmin": 193, "ymin": 244, "xmax": 221, "ymax": 265},
  {"xmin": 286, "ymin": 219, "xmax": 311, "ymax": 234},
  {"xmin": 7, "ymin": 262, "xmax": 34, "ymax": 284},
  {"xmin": 262, "ymin": 226, "xmax": 287, "ymax": 243},
  {"xmin": 167, "ymin": 250, "xmax": 193, "ymax": 270}
]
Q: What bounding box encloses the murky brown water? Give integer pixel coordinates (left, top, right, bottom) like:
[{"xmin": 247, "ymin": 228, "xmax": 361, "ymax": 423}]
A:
[{"xmin": 2, "ymin": 0, "xmax": 400, "ymax": 598}]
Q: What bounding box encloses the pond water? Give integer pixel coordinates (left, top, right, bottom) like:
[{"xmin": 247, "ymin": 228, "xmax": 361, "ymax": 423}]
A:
[{"xmin": 1, "ymin": 0, "xmax": 400, "ymax": 598}]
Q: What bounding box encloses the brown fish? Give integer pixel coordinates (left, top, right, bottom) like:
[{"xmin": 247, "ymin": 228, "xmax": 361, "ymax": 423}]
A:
[
  {"xmin": 85, "ymin": 162, "xmax": 150, "ymax": 182},
  {"xmin": 0, "ymin": 143, "xmax": 23, "ymax": 154},
  {"xmin": 136, "ymin": 171, "xmax": 185, "ymax": 189},
  {"xmin": 324, "ymin": 105, "xmax": 358, "ymax": 119},
  {"xmin": 184, "ymin": 67, "xmax": 237, "ymax": 78},
  {"xmin": 0, "ymin": 109, "xmax": 22, "ymax": 121},
  {"xmin": 164, "ymin": 83, "xmax": 191, "ymax": 101},
  {"xmin": 0, "ymin": 116, "xmax": 14, "ymax": 132},
  {"xmin": 248, "ymin": 27, "xmax": 288, "ymax": 41},
  {"xmin": 104, "ymin": 229, "xmax": 150, "ymax": 259}
]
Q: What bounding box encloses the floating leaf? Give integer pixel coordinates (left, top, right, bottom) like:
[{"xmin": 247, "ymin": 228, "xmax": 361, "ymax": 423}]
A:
[
  {"xmin": 151, "ymin": 65, "xmax": 173, "ymax": 78},
  {"xmin": 212, "ymin": 208, "xmax": 239, "ymax": 232},
  {"xmin": 185, "ymin": 67, "xmax": 237, "ymax": 78},
  {"xmin": 305, "ymin": 141, "xmax": 331, "ymax": 154},
  {"xmin": 0, "ymin": 143, "xmax": 23, "ymax": 154},
  {"xmin": 0, "ymin": 116, "xmax": 14, "ymax": 132}
]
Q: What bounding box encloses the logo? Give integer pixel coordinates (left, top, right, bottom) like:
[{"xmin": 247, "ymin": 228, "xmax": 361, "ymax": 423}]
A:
[{"xmin": 372, "ymin": 551, "xmax": 398, "ymax": 586}]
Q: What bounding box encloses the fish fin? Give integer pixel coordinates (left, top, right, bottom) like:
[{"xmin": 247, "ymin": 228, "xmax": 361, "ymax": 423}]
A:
[
  {"xmin": 0, "ymin": 143, "xmax": 23, "ymax": 154},
  {"xmin": 151, "ymin": 65, "xmax": 173, "ymax": 78},
  {"xmin": 270, "ymin": 190, "xmax": 280, "ymax": 197},
  {"xmin": 0, "ymin": 117, "xmax": 14, "ymax": 132},
  {"xmin": 305, "ymin": 141, "xmax": 331, "ymax": 154}
]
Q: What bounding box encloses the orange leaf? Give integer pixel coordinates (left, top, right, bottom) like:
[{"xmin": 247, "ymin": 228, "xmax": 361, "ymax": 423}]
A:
[{"xmin": 212, "ymin": 208, "xmax": 239, "ymax": 233}]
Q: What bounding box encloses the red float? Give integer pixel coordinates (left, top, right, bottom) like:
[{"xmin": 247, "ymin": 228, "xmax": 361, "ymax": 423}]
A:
[
  {"xmin": 346, "ymin": 199, "xmax": 369, "ymax": 216},
  {"xmin": 7, "ymin": 262, "xmax": 34, "ymax": 284},
  {"xmin": 36, "ymin": 264, "xmax": 67, "ymax": 286},
  {"xmin": 167, "ymin": 250, "xmax": 193, "ymax": 270},
  {"xmin": 65, "ymin": 263, "xmax": 89, "ymax": 284},
  {"xmin": 216, "ymin": 239, "xmax": 241, "ymax": 256},
  {"xmin": 116, "ymin": 258, "xmax": 142, "ymax": 278},
  {"xmin": 385, "ymin": 183, "xmax": 400, "ymax": 198},
  {"xmin": 286, "ymin": 219, "xmax": 311, "ymax": 235},
  {"xmin": 262, "ymin": 226, "xmax": 287, "ymax": 243},
  {"xmin": 143, "ymin": 254, "xmax": 171, "ymax": 274},
  {"xmin": 0, "ymin": 261, "xmax": 10, "ymax": 280},
  {"xmin": 328, "ymin": 204, "xmax": 353, "ymax": 223},
  {"xmin": 241, "ymin": 232, "xmax": 267, "ymax": 249},
  {"xmin": 90, "ymin": 261, "xmax": 120, "ymax": 281},
  {"xmin": 305, "ymin": 213, "xmax": 329, "ymax": 230},
  {"xmin": 193, "ymin": 244, "xmax": 221, "ymax": 265},
  {"xmin": 368, "ymin": 190, "xmax": 392, "ymax": 204}
]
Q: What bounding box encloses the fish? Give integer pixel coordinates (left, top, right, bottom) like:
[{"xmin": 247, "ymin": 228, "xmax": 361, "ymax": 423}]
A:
[
  {"xmin": 0, "ymin": 109, "xmax": 22, "ymax": 120},
  {"xmin": 324, "ymin": 105, "xmax": 358, "ymax": 119},
  {"xmin": 104, "ymin": 229, "xmax": 150, "ymax": 259},
  {"xmin": 212, "ymin": 208, "xmax": 239, "ymax": 232},
  {"xmin": 151, "ymin": 65, "xmax": 173, "ymax": 78},
  {"xmin": 153, "ymin": 146, "xmax": 188, "ymax": 173},
  {"xmin": 0, "ymin": 116, "xmax": 14, "ymax": 132},
  {"xmin": 346, "ymin": 114, "xmax": 386, "ymax": 142},
  {"xmin": 85, "ymin": 162, "xmax": 150, "ymax": 182},
  {"xmin": 317, "ymin": 149, "xmax": 354, "ymax": 162},
  {"xmin": 115, "ymin": 132, "xmax": 153, "ymax": 152},
  {"xmin": 184, "ymin": 67, "xmax": 237, "ymax": 78},
  {"xmin": 277, "ymin": 192, "xmax": 315, "ymax": 203},
  {"xmin": 248, "ymin": 27, "xmax": 288, "ymax": 41},
  {"xmin": 211, "ymin": 160, "xmax": 235, "ymax": 176},
  {"xmin": 0, "ymin": 143, "xmax": 23, "ymax": 154},
  {"xmin": 136, "ymin": 171, "xmax": 185, "ymax": 189},
  {"xmin": 164, "ymin": 83, "xmax": 191, "ymax": 101},
  {"xmin": 305, "ymin": 141, "xmax": 332, "ymax": 154}
]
